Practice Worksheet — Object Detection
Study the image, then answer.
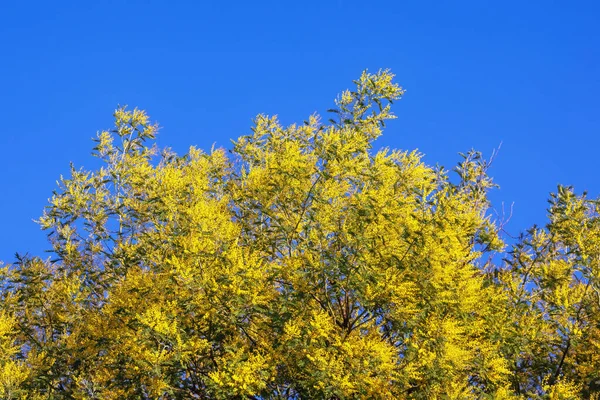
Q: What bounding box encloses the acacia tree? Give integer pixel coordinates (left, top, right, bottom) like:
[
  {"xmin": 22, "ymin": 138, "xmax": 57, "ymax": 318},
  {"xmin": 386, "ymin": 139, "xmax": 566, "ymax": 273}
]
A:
[
  {"xmin": 499, "ymin": 186, "xmax": 600, "ymax": 398},
  {"xmin": 0, "ymin": 70, "xmax": 598, "ymax": 399}
]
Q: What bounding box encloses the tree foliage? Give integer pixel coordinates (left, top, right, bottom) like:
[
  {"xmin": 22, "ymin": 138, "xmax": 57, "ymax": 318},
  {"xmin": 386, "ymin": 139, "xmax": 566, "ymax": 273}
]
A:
[{"xmin": 1, "ymin": 70, "xmax": 599, "ymax": 399}]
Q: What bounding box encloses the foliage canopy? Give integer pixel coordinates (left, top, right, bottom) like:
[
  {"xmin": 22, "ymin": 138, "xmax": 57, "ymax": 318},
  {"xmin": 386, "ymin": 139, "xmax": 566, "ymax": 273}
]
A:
[{"xmin": 1, "ymin": 70, "xmax": 599, "ymax": 399}]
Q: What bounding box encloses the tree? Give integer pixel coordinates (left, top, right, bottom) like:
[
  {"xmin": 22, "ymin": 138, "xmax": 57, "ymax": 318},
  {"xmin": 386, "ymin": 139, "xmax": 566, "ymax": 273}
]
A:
[
  {"xmin": 0, "ymin": 70, "xmax": 598, "ymax": 399},
  {"xmin": 499, "ymin": 186, "xmax": 600, "ymax": 398}
]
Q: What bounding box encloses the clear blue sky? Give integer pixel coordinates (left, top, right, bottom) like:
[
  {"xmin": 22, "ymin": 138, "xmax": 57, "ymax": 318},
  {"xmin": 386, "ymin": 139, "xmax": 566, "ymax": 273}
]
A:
[{"xmin": 1, "ymin": 1, "xmax": 599, "ymax": 262}]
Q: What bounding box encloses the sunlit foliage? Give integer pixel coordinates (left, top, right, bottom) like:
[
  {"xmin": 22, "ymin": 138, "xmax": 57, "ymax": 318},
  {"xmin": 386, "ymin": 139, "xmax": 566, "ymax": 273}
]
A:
[{"xmin": 1, "ymin": 70, "xmax": 598, "ymax": 398}]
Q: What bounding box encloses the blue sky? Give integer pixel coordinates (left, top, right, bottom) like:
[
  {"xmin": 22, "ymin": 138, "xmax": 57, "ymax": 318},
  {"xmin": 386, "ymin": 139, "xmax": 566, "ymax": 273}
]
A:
[{"xmin": 1, "ymin": 1, "xmax": 599, "ymax": 262}]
